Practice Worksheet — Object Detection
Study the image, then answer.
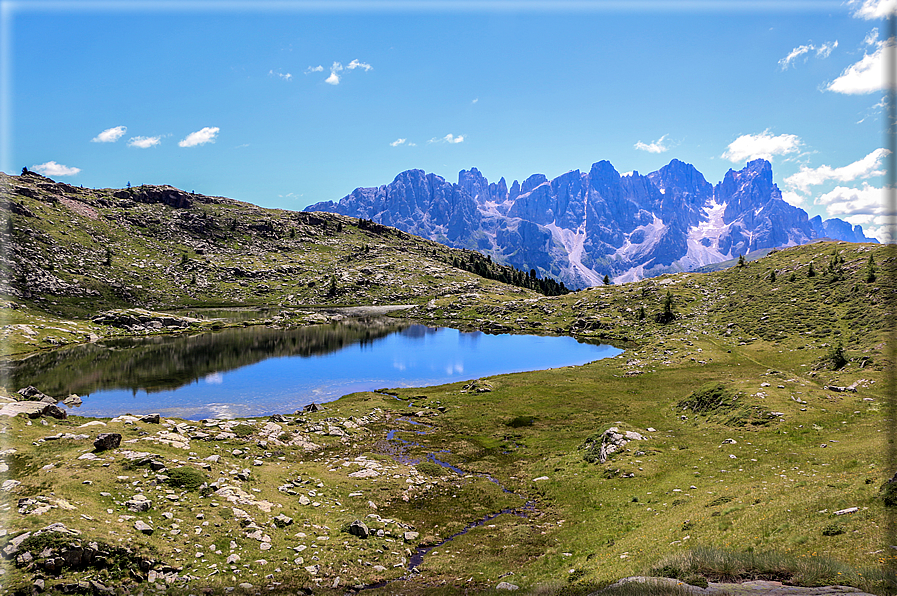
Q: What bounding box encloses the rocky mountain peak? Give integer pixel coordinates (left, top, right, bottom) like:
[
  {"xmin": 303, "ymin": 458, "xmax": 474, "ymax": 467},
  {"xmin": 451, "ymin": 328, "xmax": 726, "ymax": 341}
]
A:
[{"xmin": 305, "ymin": 157, "xmax": 876, "ymax": 289}]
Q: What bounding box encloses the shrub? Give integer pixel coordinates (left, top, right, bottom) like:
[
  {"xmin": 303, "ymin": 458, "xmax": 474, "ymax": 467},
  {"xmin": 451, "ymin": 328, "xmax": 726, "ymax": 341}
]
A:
[
  {"xmin": 506, "ymin": 415, "xmax": 536, "ymax": 428},
  {"xmin": 415, "ymin": 461, "xmax": 449, "ymax": 477},
  {"xmin": 826, "ymin": 342, "xmax": 848, "ymax": 370},
  {"xmin": 231, "ymin": 423, "xmax": 255, "ymax": 437},
  {"xmin": 165, "ymin": 467, "xmax": 206, "ymax": 491},
  {"xmin": 821, "ymin": 523, "xmax": 845, "ymax": 536},
  {"xmin": 881, "ymin": 479, "xmax": 897, "ymax": 507},
  {"xmin": 706, "ymin": 496, "xmax": 733, "ymax": 507},
  {"xmin": 678, "ymin": 383, "xmax": 737, "ymax": 416}
]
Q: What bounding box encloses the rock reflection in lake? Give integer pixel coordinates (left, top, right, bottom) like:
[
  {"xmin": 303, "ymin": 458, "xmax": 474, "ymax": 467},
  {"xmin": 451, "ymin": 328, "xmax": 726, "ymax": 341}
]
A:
[{"xmin": 5, "ymin": 320, "xmax": 621, "ymax": 420}]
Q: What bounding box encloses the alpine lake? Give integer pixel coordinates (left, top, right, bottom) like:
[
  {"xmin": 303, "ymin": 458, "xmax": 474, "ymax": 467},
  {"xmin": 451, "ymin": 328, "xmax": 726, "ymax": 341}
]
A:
[{"xmin": 6, "ymin": 315, "xmax": 621, "ymax": 420}]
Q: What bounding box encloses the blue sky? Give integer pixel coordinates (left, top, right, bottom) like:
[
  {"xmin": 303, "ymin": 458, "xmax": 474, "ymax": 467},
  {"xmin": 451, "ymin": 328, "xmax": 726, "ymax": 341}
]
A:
[{"xmin": 3, "ymin": 0, "xmax": 894, "ymax": 239}]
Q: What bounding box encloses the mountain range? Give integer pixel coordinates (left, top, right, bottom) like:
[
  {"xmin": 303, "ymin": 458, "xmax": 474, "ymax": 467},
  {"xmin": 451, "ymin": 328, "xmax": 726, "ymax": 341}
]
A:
[{"xmin": 306, "ymin": 158, "xmax": 874, "ymax": 289}]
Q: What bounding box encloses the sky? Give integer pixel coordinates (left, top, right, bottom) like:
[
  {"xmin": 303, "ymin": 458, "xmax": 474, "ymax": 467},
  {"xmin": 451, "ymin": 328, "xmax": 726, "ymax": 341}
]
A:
[{"xmin": 3, "ymin": 0, "xmax": 895, "ymax": 240}]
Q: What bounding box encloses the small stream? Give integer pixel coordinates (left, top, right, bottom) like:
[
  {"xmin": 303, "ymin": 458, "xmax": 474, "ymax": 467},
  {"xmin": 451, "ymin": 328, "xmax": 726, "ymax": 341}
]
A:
[{"xmin": 357, "ymin": 399, "xmax": 536, "ymax": 591}]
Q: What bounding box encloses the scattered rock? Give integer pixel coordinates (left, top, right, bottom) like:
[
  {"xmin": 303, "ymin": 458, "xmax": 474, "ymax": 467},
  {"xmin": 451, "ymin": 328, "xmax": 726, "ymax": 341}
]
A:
[
  {"xmin": 496, "ymin": 581, "xmax": 519, "ymax": 590},
  {"xmin": 125, "ymin": 494, "xmax": 152, "ymax": 512},
  {"xmin": 349, "ymin": 520, "xmax": 369, "ymax": 539},
  {"xmin": 273, "ymin": 514, "xmax": 293, "ymax": 527},
  {"xmin": 134, "ymin": 520, "xmax": 154, "ymax": 535},
  {"xmin": 93, "ymin": 433, "xmax": 122, "ymax": 451},
  {"xmin": 63, "ymin": 394, "xmax": 82, "ymax": 407},
  {"xmin": 139, "ymin": 413, "xmax": 161, "ymax": 424},
  {"xmin": 582, "ymin": 426, "xmax": 647, "ymax": 464},
  {"xmin": 460, "ymin": 379, "xmax": 493, "ymax": 393}
]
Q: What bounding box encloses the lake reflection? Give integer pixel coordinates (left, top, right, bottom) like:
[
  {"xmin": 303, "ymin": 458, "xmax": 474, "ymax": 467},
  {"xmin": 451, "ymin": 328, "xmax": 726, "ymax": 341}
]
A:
[{"xmin": 8, "ymin": 320, "xmax": 621, "ymax": 420}]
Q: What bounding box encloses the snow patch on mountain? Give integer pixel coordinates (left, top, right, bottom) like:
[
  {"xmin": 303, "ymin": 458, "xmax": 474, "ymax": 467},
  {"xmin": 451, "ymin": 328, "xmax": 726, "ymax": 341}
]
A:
[{"xmin": 674, "ymin": 199, "xmax": 732, "ymax": 271}]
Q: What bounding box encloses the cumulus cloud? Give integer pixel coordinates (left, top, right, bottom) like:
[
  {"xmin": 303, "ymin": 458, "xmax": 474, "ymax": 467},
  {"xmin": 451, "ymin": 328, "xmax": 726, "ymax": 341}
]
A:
[
  {"xmin": 429, "ymin": 133, "xmax": 464, "ymax": 144},
  {"xmin": 722, "ymin": 130, "xmax": 801, "ymax": 163},
  {"xmin": 127, "ymin": 135, "xmax": 162, "ymax": 149},
  {"xmin": 270, "ymin": 70, "xmax": 292, "ymax": 81},
  {"xmin": 31, "ymin": 161, "xmax": 80, "ymax": 176},
  {"xmin": 91, "ymin": 126, "xmax": 126, "ymax": 143},
  {"xmin": 305, "ymin": 65, "xmax": 324, "ymax": 73},
  {"xmin": 179, "ymin": 127, "xmax": 219, "ymax": 147},
  {"xmin": 347, "ymin": 59, "xmax": 372, "ymax": 71},
  {"xmin": 826, "ymin": 37, "xmax": 895, "ymax": 94},
  {"xmin": 634, "ymin": 134, "xmax": 670, "ymax": 154},
  {"xmin": 849, "ymin": 0, "xmax": 897, "ymax": 19},
  {"xmin": 390, "ymin": 138, "xmax": 407, "ymax": 147},
  {"xmin": 778, "ymin": 41, "xmax": 838, "ymax": 69},
  {"xmin": 325, "ymin": 71, "xmax": 340, "ymax": 85},
  {"xmin": 815, "ymin": 182, "xmax": 887, "ymax": 217},
  {"xmin": 784, "ymin": 148, "xmax": 889, "ymax": 193}
]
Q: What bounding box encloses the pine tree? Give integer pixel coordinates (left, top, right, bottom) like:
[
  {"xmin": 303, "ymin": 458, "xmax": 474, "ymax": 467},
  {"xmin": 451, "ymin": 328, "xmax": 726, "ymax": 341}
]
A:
[
  {"xmin": 603, "ymin": 274, "xmax": 611, "ymax": 285},
  {"xmin": 807, "ymin": 262, "xmax": 815, "ymax": 277},
  {"xmin": 769, "ymin": 269, "xmax": 776, "ymax": 283},
  {"xmin": 866, "ymin": 253, "xmax": 876, "ymax": 282},
  {"xmin": 737, "ymin": 254, "xmax": 745, "ymax": 267}
]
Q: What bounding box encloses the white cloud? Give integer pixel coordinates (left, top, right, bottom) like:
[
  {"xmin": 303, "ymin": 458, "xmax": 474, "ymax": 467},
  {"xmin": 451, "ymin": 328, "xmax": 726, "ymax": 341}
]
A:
[
  {"xmin": 178, "ymin": 127, "xmax": 219, "ymax": 147},
  {"xmin": 429, "ymin": 133, "xmax": 464, "ymax": 144},
  {"xmin": 814, "ymin": 182, "xmax": 886, "ymax": 216},
  {"xmin": 850, "ymin": 0, "xmax": 897, "ymax": 19},
  {"xmin": 634, "ymin": 134, "xmax": 669, "ymax": 154},
  {"xmin": 721, "ymin": 130, "xmax": 801, "ymax": 163},
  {"xmin": 779, "ymin": 44, "xmax": 812, "ymax": 69},
  {"xmin": 305, "ymin": 65, "xmax": 324, "ymax": 73},
  {"xmin": 778, "ymin": 41, "xmax": 838, "ymax": 69},
  {"xmin": 864, "ymin": 28, "xmax": 879, "ymax": 45},
  {"xmin": 472, "ymin": 98, "xmax": 479, "ymax": 104},
  {"xmin": 816, "ymin": 40, "xmax": 838, "ymax": 58},
  {"xmin": 390, "ymin": 138, "xmax": 407, "ymax": 147},
  {"xmin": 325, "ymin": 71, "xmax": 340, "ymax": 85},
  {"xmin": 347, "ymin": 59, "xmax": 372, "ymax": 71},
  {"xmin": 826, "ymin": 37, "xmax": 895, "ymax": 94},
  {"xmin": 91, "ymin": 126, "xmax": 126, "ymax": 143},
  {"xmin": 270, "ymin": 70, "xmax": 292, "ymax": 81},
  {"xmin": 784, "ymin": 148, "xmax": 889, "ymax": 193},
  {"xmin": 31, "ymin": 161, "xmax": 80, "ymax": 176},
  {"xmin": 127, "ymin": 135, "xmax": 162, "ymax": 149},
  {"xmin": 781, "ymin": 191, "xmax": 806, "ymax": 206},
  {"xmin": 815, "ymin": 184, "xmax": 896, "ymax": 242}
]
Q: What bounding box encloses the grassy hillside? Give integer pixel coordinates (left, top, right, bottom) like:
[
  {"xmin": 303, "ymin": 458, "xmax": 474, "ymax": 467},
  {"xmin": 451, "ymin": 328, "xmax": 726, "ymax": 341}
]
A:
[{"xmin": 0, "ymin": 172, "xmax": 894, "ymax": 595}]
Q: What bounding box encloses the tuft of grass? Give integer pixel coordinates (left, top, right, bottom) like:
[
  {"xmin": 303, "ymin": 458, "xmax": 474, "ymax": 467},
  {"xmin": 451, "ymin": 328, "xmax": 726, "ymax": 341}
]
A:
[
  {"xmin": 164, "ymin": 466, "xmax": 206, "ymax": 491},
  {"xmin": 506, "ymin": 415, "xmax": 536, "ymax": 428},
  {"xmin": 648, "ymin": 547, "xmax": 891, "ymax": 594},
  {"xmin": 230, "ymin": 423, "xmax": 255, "ymax": 437}
]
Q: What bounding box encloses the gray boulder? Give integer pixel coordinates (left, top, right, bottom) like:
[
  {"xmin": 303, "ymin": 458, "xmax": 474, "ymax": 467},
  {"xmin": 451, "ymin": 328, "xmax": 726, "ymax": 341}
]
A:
[
  {"xmin": 93, "ymin": 433, "xmax": 121, "ymax": 451},
  {"xmin": 348, "ymin": 520, "xmax": 369, "ymax": 539},
  {"xmin": 44, "ymin": 405, "xmax": 67, "ymax": 420}
]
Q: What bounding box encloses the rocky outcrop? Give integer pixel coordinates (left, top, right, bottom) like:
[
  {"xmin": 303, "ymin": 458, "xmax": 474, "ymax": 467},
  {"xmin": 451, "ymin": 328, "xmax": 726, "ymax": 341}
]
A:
[
  {"xmin": 306, "ymin": 158, "xmax": 876, "ymax": 288},
  {"xmin": 581, "ymin": 426, "xmax": 647, "ymax": 464}
]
